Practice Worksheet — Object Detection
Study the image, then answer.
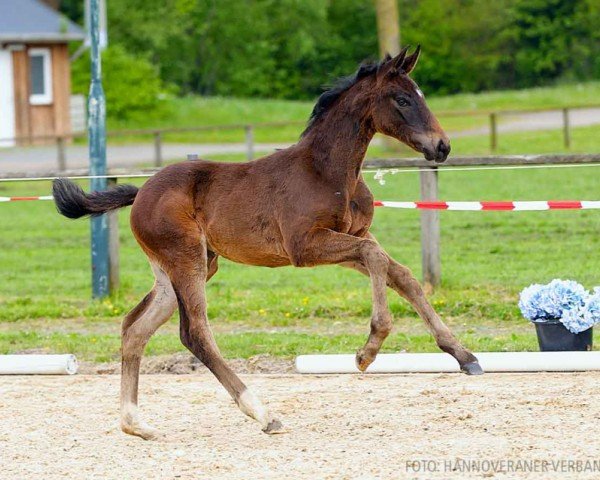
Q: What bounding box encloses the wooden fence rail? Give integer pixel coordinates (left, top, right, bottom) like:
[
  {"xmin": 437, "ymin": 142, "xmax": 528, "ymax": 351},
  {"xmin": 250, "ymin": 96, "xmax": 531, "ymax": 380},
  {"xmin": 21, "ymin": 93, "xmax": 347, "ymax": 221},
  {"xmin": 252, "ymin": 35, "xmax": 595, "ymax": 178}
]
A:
[{"xmin": 3, "ymin": 153, "xmax": 600, "ymax": 295}]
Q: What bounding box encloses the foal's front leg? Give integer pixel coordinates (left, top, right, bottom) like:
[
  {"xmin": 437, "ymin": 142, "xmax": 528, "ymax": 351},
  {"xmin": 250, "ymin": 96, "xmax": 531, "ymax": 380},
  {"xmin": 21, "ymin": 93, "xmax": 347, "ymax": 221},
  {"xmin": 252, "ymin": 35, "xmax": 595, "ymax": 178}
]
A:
[
  {"xmin": 289, "ymin": 229, "xmax": 392, "ymax": 371},
  {"xmin": 343, "ymin": 235, "xmax": 483, "ymax": 375}
]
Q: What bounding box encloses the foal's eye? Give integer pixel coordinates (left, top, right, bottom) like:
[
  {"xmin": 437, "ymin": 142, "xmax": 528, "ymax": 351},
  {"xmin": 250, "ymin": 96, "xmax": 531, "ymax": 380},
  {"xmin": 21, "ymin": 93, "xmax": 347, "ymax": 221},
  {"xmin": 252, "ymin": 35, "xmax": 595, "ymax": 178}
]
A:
[{"xmin": 395, "ymin": 97, "xmax": 410, "ymax": 108}]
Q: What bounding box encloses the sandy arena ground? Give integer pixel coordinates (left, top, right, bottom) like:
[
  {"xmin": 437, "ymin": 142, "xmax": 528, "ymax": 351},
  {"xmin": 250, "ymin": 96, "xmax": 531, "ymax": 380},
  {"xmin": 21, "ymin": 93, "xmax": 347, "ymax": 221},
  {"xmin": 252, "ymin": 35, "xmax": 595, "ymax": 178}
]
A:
[{"xmin": 1, "ymin": 372, "xmax": 600, "ymax": 479}]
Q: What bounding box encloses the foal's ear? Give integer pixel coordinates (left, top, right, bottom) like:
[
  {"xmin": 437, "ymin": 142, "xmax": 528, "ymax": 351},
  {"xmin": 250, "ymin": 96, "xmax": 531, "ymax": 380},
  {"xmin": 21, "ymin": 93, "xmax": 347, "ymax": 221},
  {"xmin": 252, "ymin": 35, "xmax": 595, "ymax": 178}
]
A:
[
  {"xmin": 388, "ymin": 46, "xmax": 410, "ymax": 75},
  {"xmin": 402, "ymin": 45, "xmax": 421, "ymax": 75}
]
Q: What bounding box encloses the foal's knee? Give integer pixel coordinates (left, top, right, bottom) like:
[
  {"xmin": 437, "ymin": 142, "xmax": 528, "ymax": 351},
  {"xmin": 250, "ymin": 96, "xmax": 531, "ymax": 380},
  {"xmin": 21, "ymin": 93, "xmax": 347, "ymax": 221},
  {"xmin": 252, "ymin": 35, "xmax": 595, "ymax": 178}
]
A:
[{"xmin": 360, "ymin": 240, "xmax": 389, "ymax": 273}]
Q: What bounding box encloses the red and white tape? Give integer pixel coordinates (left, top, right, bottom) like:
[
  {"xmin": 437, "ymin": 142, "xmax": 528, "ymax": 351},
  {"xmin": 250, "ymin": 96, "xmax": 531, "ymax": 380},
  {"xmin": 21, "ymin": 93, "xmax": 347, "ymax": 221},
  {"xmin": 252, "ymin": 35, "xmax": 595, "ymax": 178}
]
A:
[
  {"xmin": 373, "ymin": 200, "xmax": 600, "ymax": 211},
  {"xmin": 0, "ymin": 195, "xmax": 53, "ymax": 202},
  {"xmin": 2, "ymin": 196, "xmax": 600, "ymax": 211}
]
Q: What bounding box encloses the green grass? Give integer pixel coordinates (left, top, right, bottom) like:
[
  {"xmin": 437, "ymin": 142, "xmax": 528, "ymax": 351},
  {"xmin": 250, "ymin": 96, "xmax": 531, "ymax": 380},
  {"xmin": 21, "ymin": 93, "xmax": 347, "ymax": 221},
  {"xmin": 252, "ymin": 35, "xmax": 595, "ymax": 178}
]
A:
[
  {"xmin": 428, "ymin": 81, "xmax": 600, "ymax": 112},
  {"xmin": 104, "ymin": 81, "xmax": 600, "ymax": 144},
  {"xmin": 1, "ymin": 161, "xmax": 599, "ymax": 362}
]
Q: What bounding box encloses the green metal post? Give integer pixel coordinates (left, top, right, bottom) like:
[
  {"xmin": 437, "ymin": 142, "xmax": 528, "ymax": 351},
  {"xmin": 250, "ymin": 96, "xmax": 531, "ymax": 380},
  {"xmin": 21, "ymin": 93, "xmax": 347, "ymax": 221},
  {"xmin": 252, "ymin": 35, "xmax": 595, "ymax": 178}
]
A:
[{"xmin": 89, "ymin": 0, "xmax": 109, "ymax": 298}]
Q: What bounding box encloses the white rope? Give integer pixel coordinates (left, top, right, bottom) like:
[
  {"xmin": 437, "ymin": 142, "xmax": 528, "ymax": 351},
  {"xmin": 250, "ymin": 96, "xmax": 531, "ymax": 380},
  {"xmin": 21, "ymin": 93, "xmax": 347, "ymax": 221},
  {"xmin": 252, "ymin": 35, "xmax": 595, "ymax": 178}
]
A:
[
  {"xmin": 0, "ymin": 173, "xmax": 156, "ymax": 183},
  {"xmin": 364, "ymin": 163, "xmax": 600, "ymax": 185}
]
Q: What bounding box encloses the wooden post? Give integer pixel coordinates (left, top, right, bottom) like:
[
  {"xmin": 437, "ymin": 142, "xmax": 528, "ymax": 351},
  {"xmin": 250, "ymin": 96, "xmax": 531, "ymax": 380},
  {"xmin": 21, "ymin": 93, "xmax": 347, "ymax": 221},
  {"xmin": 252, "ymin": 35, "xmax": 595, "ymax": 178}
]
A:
[
  {"xmin": 245, "ymin": 125, "xmax": 254, "ymax": 161},
  {"xmin": 374, "ymin": 0, "xmax": 400, "ymax": 152},
  {"xmin": 56, "ymin": 136, "xmax": 66, "ymax": 171},
  {"xmin": 374, "ymin": 0, "xmax": 400, "ymax": 57},
  {"xmin": 153, "ymin": 131, "xmax": 162, "ymax": 167},
  {"xmin": 562, "ymin": 108, "xmax": 571, "ymax": 150},
  {"xmin": 88, "ymin": 0, "xmax": 109, "ymax": 298},
  {"xmin": 419, "ymin": 167, "xmax": 440, "ymax": 293},
  {"xmin": 490, "ymin": 112, "xmax": 498, "ymax": 152},
  {"xmin": 107, "ymin": 177, "xmax": 120, "ymax": 292}
]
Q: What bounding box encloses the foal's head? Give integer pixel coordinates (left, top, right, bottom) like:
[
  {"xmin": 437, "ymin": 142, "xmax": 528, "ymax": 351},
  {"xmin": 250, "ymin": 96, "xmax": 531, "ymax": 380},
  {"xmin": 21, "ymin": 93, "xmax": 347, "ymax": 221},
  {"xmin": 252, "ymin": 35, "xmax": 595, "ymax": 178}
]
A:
[
  {"xmin": 370, "ymin": 46, "xmax": 450, "ymax": 162},
  {"xmin": 304, "ymin": 46, "xmax": 450, "ymax": 163}
]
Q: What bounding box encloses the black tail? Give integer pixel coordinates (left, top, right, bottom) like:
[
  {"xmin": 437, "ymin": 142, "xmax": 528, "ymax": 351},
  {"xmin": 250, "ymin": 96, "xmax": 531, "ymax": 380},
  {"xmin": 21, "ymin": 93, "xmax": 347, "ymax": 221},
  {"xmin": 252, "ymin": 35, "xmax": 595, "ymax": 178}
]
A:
[{"xmin": 52, "ymin": 178, "xmax": 139, "ymax": 219}]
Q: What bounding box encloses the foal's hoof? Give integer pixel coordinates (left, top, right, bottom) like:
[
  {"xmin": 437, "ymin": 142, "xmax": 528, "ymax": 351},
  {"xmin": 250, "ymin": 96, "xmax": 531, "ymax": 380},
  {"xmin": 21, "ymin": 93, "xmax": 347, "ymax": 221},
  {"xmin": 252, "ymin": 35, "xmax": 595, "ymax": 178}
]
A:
[
  {"xmin": 121, "ymin": 420, "xmax": 161, "ymax": 441},
  {"xmin": 461, "ymin": 361, "xmax": 484, "ymax": 376},
  {"xmin": 355, "ymin": 349, "xmax": 375, "ymax": 372},
  {"xmin": 262, "ymin": 419, "xmax": 286, "ymax": 435}
]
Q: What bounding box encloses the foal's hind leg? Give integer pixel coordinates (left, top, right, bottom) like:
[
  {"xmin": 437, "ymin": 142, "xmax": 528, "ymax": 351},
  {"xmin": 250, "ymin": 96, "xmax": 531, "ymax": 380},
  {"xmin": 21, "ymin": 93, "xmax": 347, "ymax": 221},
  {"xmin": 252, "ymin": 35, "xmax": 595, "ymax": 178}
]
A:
[
  {"xmin": 165, "ymin": 231, "xmax": 282, "ymax": 434},
  {"xmin": 120, "ymin": 263, "xmax": 177, "ymax": 439}
]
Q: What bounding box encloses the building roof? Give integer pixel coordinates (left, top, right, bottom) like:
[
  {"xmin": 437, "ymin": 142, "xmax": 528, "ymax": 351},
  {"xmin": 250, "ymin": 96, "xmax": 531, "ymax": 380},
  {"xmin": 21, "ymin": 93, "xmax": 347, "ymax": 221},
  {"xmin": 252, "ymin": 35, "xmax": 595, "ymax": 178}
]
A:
[{"xmin": 0, "ymin": 0, "xmax": 85, "ymax": 43}]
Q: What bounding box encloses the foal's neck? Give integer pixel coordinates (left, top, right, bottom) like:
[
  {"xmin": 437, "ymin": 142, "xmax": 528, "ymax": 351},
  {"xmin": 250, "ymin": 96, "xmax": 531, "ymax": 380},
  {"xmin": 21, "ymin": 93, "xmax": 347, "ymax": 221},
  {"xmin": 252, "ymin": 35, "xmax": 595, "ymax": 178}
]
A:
[{"xmin": 301, "ymin": 94, "xmax": 375, "ymax": 189}]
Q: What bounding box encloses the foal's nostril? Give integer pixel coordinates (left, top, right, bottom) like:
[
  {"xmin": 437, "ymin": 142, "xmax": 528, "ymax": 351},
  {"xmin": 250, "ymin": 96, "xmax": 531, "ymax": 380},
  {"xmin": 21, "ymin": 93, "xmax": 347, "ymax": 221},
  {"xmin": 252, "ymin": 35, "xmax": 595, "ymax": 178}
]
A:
[
  {"xmin": 433, "ymin": 139, "xmax": 450, "ymax": 163},
  {"xmin": 437, "ymin": 139, "xmax": 450, "ymax": 156}
]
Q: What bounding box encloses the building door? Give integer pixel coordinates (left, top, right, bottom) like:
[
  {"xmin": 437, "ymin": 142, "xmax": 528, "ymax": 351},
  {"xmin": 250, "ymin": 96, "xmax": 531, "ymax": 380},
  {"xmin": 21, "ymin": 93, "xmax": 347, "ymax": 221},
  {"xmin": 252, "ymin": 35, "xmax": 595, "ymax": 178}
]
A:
[{"xmin": 0, "ymin": 49, "xmax": 16, "ymax": 147}]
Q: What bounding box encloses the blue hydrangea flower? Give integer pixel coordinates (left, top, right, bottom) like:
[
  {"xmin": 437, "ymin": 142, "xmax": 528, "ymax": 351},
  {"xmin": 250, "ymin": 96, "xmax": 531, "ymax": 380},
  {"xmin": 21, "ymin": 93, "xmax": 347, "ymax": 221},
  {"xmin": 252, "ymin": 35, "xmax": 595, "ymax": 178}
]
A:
[
  {"xmin": 518, "ymin": 284, "xmax": 547, "ymax": 321},
  {"xmin": 561, "ymin": 306, "xmax": 591, "ymax": 334},
  {"xmin": 543, "ymin": 279, "xmax": 588, "ymax": 318},
  {"xmin": 582, "ymin": 290, "xmax": 600, "ymax": 326},
  {"xmin": 519, "ymin": 279, "xmax": 589, "ymax": 329}
]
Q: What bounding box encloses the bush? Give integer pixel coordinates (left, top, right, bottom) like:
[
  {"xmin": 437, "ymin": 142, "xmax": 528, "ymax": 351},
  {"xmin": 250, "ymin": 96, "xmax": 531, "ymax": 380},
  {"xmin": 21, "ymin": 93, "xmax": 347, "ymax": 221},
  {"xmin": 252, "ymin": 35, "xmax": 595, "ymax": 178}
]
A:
[{"xmin": 71, "ymin": 45, "xmax": 167, "ymax": 121}]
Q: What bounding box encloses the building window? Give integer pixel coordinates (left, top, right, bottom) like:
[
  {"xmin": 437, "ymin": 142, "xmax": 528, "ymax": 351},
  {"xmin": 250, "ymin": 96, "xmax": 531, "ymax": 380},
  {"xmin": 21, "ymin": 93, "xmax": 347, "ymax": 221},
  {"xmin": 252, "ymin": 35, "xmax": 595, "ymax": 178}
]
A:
[{"xmin": 29, "ymin": 48, "xmax": 53, "ymax": 105}]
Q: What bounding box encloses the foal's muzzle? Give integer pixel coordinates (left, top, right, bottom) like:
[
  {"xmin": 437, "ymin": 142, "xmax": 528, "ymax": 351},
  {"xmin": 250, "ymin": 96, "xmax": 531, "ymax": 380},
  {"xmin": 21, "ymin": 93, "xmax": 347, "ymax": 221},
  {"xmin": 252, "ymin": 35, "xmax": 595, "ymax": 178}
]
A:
[{"xmin": 423, "ymin": 138, "xmax": 451, "ymax": 163}]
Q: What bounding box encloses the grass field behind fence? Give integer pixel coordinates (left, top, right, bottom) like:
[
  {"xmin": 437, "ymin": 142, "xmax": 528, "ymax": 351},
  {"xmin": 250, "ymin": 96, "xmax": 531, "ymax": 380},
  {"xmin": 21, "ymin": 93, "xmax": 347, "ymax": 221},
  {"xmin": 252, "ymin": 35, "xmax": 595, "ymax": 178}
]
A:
[
  {"xmin": 105, "ymin": 82, "xmax": 600, "ymax": 144},
  {"xmin": 1, "ymin": 163, "xmax": 599, "ymax": 361}
]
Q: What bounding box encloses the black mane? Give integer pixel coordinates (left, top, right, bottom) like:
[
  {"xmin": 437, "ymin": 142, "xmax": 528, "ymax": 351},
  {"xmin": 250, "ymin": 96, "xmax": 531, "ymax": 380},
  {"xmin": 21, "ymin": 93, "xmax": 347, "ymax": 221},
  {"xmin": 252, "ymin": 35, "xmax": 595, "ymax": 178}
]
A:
[{"xmin": 301, "ymin": 59, "xmax": 383, "ymax": 136}]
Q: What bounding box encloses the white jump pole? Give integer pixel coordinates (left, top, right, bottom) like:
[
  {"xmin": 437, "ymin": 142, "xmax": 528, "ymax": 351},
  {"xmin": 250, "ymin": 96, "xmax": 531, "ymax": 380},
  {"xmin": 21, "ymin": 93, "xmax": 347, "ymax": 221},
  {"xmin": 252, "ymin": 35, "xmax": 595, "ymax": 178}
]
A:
[
  {"xmin": 0, "ymin": 354, "xmax": 78, "ymax": 375},
  {"xmin": 296, "ymin": 352, "xmax": 600, "ymax": 374}
]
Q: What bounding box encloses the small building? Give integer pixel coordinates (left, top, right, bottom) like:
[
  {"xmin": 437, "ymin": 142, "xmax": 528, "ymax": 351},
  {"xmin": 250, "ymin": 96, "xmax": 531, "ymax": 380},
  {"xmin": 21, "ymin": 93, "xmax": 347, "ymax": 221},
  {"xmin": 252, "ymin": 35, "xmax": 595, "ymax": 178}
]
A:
[{"xmin": 0, "ymin": 0, "xmax": 84, "ymax": 147}]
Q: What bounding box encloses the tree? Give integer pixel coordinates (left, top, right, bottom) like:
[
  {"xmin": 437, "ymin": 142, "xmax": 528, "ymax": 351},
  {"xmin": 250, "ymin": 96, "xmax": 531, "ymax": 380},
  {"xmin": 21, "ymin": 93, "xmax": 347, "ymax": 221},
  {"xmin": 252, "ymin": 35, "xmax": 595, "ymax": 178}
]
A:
[
  {"xmin": 59, "ymin": 0, "xmax": 84, "ymax": 25},
  {"xmin": 504, "ymin": 0, "xmax": 580, "ymax": 87},
  {"xmin": 59, "ymin": 0, "xmax": 600, "ymax": 100},
  {"xmin": 71, "ymin": 45, "xmax": 166, "ymax": 121}
]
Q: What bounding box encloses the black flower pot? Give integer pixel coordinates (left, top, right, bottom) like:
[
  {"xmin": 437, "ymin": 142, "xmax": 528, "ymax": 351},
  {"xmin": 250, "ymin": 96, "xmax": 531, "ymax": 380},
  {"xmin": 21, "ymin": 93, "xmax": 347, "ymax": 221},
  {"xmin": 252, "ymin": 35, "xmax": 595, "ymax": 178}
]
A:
[{"xmin": 534, "ymin": 321, "xmax": 593, "ymax": 351}]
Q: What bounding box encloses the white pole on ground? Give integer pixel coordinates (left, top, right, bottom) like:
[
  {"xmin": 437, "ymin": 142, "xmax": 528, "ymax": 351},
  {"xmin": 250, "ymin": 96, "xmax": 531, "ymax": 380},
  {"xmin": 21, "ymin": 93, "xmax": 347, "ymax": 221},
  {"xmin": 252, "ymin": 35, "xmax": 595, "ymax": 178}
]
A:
[
  {"xmin": 0, "ymin": 355, "xmax": 78, "ymax": 375},
  {"xmin": 295, "ymin": 352, "xmax": 600, "ymax": 374}
]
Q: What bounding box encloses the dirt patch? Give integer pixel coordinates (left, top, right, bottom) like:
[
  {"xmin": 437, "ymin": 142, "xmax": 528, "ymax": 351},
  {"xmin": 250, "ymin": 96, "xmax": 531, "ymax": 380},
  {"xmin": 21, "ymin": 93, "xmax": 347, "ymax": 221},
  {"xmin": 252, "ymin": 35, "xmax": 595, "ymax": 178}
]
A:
[
  {"xmin": 2, "ymin": 372, "xmax": 599, "ymax": 479},
  {"xmin": 81, "ymin": 353, "xmax": 294, "ymax": 375}
]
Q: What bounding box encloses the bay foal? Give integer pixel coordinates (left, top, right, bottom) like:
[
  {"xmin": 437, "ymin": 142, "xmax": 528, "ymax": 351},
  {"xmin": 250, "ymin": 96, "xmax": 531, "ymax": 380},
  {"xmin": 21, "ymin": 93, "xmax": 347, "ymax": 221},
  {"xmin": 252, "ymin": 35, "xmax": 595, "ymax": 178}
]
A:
[{"xmin": 53, "ymin": 47, "xmax": 482, "ymax": 440}]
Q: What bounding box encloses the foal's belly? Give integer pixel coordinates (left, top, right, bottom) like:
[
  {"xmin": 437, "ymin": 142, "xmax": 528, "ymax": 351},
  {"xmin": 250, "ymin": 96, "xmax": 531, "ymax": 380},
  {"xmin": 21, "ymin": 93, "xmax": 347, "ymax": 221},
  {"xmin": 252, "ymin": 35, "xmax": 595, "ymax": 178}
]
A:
[
  {"xmin": 211, "ymin": 243, "xmax": 292, "ymax": 268},
  {"xmin": 205, "ymin": 222, "xmax": 291, "ymax": 267}
]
